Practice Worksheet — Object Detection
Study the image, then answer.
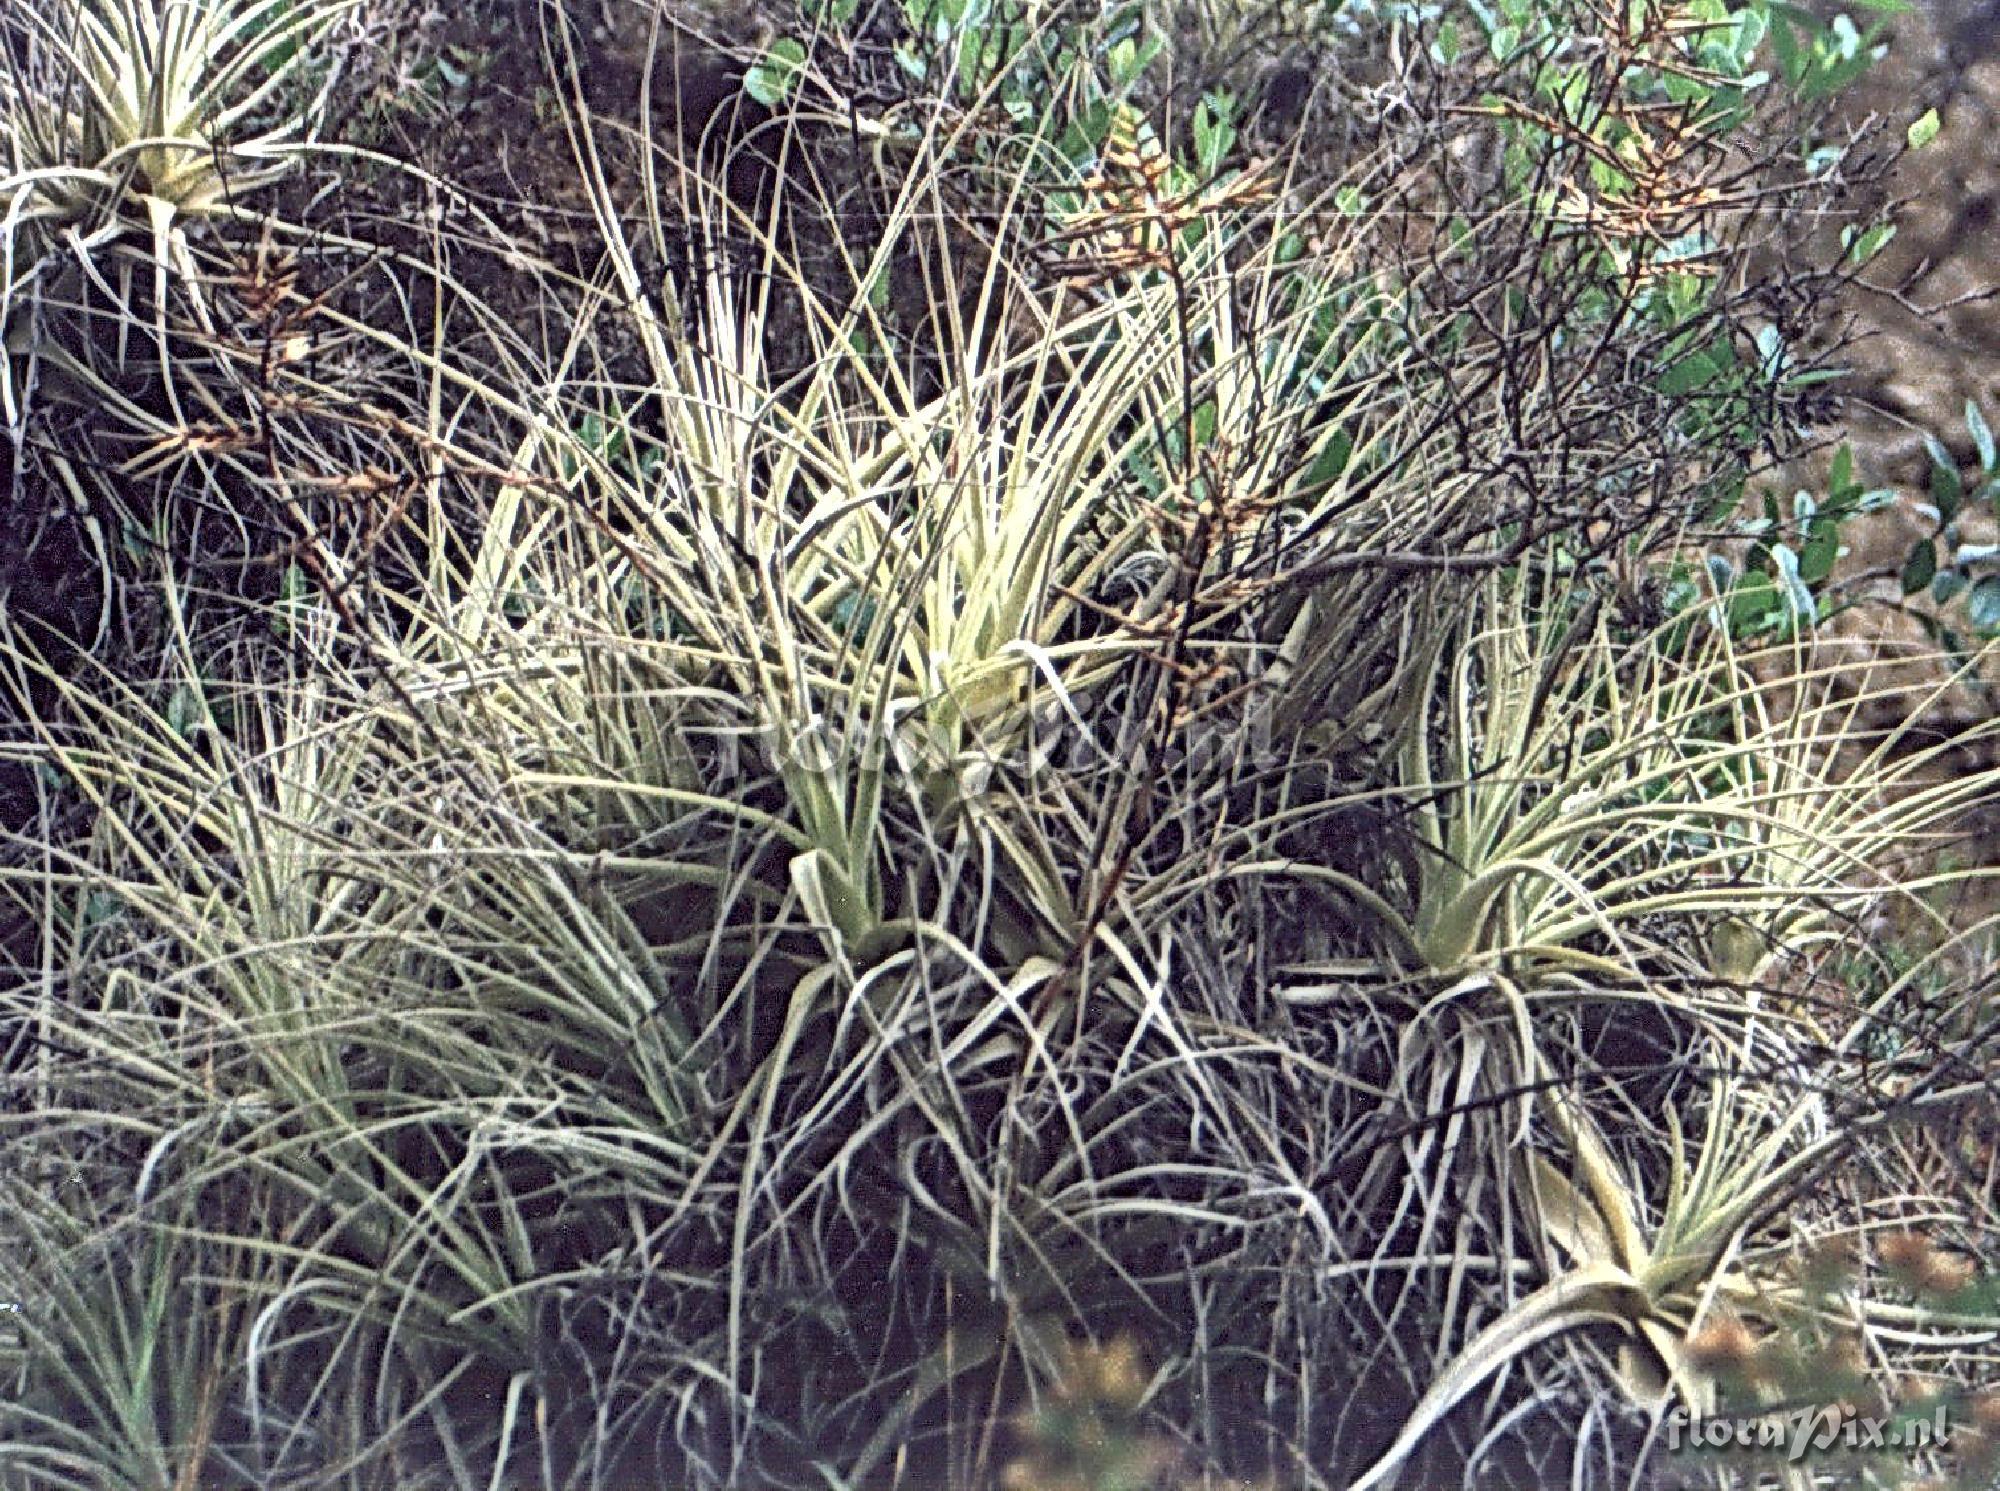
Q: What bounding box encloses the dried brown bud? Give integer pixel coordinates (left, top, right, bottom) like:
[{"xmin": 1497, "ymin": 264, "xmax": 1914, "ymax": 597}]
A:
[
  {"xmin": 1967, "ymin": 1389, "xmax": 2000, "ymax": 1432},
  {"xmin": 1877, "ymin": 1231, "xmax": 1934, "ymax": 1285},
  {"xmin": 1917, "ymin": 1252, "xmax": 1976, "ymax": 1297},
  {"xmin": 1687, "ymin": 1316, "xmax": 1765, "ymax": 1379}
]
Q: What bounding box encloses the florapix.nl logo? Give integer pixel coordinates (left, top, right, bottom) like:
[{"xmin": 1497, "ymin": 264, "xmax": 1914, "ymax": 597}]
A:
[{"xmin": 1664, "ymin": 1402, "xmax": 1953, "ymax": 1464}]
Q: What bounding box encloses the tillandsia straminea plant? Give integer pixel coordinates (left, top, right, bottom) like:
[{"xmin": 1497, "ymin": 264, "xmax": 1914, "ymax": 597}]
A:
[
  {"xmin": 0, "ymin": 0, "xmax": 1995, "ymax": 1485},
  {"xmin": 0, "ymin": 0, "xmax": 360, "ymax": 640},
  {"xmin": 1304, "ymin": 554, "xmax": 2000, "ymax": 989},
  {"xmin": 0, "ymin": 0, "xmax": 354, "ymax": 238},
  {"xmin": 0, "ymin": 0, "xmax": 356, "ymax": 350},
  {"xmin": 1295, "ymin": 572, "xmax": 2000, "ymax": 1487}
]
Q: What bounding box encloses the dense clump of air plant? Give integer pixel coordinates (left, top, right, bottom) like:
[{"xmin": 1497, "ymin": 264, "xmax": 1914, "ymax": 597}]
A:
[
  {"xmin": 0, "ymin": 0, "xmax": 362, "ymax": 647},
  {"xmin": 0, "ymin": 0, "xmax": 359, "ymax": 411},
  {"xmin": 0, "ymin": 0, "xmax": 1994, "ymax": 1488},
  {"xmin": 0, "ymin": 0, "xmax": 353, "ymax": 235}
]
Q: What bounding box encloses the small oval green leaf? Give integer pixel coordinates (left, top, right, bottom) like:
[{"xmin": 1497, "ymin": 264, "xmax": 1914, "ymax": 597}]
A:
[
  {"xmin": 1927, "ymin": 437, "xmax": 1963, "ymax": 524},
  {"xmin": 1900, "ymin": 539, "xmax": 1937, "ymax": 595},
  {"xmin": 1969, "ymin": 575, "xmax": 2000, "ymax": 631},
  {"xmin": 1969, "ymin": 400, "xmax": 1996, "ymax": 475},
  {"xmin": 746, "ymin": 38, "xmax": 809, "ymax": 105}
]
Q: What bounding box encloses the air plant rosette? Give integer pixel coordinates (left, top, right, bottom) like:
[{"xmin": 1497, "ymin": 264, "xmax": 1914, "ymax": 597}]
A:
[{"xmin": 1, "ymin": 0, "xmax": 354, "ymax": 424}]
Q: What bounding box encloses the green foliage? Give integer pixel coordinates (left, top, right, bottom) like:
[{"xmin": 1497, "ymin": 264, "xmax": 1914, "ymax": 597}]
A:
[
  {"xmin": 1911, "ymin": 404, "xmax": 2000, "ymax": 634},
  {"xmin": 745, "ymin": 36, "xmax": 808, "ymax": 105},
  {"xmin": 1702, "ymin": 456, "xmax": 1899, "ymax": 639},
  {"xmin": 1787, "ymin": 402, "xmax": 2000, "ymax": 640}
]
